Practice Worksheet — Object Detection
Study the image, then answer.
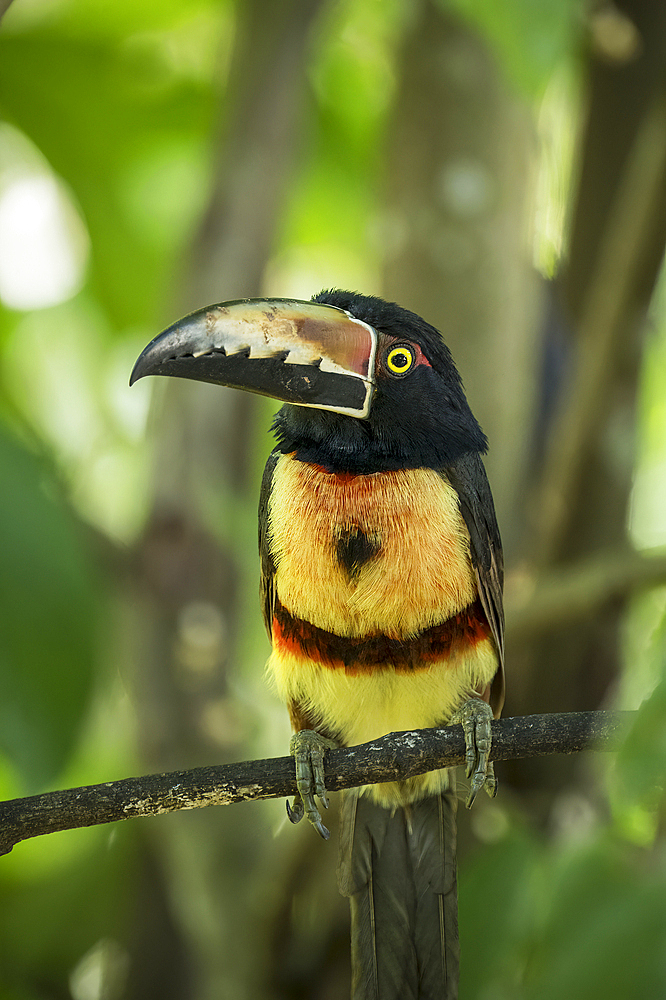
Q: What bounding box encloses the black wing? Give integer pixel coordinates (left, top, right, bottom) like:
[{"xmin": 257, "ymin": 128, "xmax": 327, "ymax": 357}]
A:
[
  {"xmin": 258, "ymin": 449, "xmax": 281, "ymax": 639},
  {"xmin": 442, "ymin": 452, "xmax": 505, "ymax": 716}
]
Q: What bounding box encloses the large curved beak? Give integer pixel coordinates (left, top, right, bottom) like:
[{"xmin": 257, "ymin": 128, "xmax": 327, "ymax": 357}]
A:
[{"xmin": 130, "ymin": 298, "xmax": 377, "ymax": 418}]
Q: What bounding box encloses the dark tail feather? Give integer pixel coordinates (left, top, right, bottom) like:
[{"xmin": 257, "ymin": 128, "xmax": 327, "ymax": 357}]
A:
[{"xmin": 338, "ymin": 788, "xmax": 459, "ymax": 1000}]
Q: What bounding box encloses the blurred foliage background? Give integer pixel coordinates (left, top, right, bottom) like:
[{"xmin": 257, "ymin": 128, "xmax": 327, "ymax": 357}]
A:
[{"xmin": 1, "ymin": 0, "xmax": 666, "ymax": 997}]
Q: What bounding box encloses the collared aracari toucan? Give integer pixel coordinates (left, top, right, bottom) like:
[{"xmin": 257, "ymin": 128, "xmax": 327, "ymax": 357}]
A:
[{"xmin": 132, "ymin": 290, "xmax": 504, "ymax": 1000}]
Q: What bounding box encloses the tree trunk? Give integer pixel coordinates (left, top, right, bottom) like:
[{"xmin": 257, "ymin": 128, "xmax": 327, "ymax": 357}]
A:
[{"xmin": 381, "ymin": 0, "xmax": 541, "ymax": 549}]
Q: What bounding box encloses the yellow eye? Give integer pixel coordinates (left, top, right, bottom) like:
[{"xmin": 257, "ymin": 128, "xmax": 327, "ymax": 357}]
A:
[{"xmin": 386, "ymin": 344, "xmax": 415, "ymax": 376}]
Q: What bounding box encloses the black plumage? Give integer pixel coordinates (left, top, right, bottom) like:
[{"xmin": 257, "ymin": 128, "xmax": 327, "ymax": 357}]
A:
[{"xmin": 339, "ymin": 790, "xmax": 459, "ymax": 1000}]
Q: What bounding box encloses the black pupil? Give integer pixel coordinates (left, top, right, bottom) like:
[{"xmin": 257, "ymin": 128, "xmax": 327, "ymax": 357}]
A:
[{"xmin": 393, "ymin": 351, "xmax": 409, "ymax": 369}]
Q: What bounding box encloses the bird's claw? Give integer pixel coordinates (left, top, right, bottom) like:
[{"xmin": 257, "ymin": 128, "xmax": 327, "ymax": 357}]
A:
[
  {"xmin": 288, "ymin": 729, "xmax": 337, "ymax": 840},
  {"xmin": 451, "ymin": 698, "xmax": 497, "ymax": 808}
]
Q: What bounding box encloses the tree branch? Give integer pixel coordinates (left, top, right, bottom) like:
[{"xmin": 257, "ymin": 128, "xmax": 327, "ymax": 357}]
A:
[
  {"xmin": 0, "ymin": 711, "xmax": 631, "ymax": 856},
  {"xmin": 0, "ymin": 0, "xmax": 16, "ymax": 23},
  {"xmin": 506, "ymin": 546, "xmax": 666, "ymax": 641}
]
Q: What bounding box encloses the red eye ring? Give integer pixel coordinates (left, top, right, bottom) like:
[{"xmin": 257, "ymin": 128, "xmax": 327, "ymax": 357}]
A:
[{"xmin": 381, "ymin": 340, "xmax": 431, "ymax": 377}]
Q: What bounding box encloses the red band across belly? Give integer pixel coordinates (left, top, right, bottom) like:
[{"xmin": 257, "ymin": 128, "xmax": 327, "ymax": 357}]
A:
[{"xmin": 272, "ymin": 599, "xmax": 490, "ymax": 673}]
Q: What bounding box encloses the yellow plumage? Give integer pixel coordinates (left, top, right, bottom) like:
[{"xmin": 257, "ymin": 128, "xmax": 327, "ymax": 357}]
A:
[
  {"xmin": 265, "ymin": 454, "xmax": 497, "ymax": 805},
  {"xmin": 267, "ymin": 454, "xmax": 476, "ymax": 637},
  {"xmin": 268, "ymin": 642, "xmax": 497, "ymax": 806}
]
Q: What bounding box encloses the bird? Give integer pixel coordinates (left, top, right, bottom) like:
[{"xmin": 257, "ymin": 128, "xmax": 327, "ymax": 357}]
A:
[{"xmin": 131, "ymin": 290, "xmax": 504, "ymax": 1000}]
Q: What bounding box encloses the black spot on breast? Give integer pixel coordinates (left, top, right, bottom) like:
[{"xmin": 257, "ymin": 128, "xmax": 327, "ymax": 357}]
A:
[{"xmin": 335, "ymin": 526, "xmax": 380, "ymax": 580}]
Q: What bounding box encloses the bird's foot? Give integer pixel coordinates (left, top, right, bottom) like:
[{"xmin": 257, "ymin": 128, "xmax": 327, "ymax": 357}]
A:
[
  {"xmin": 287, "ymin": 729, "xmax": 337, "ymax": 840},
  {"xmin": 450, "ymin": 698, "xmax": 497, "ymax": 808}
]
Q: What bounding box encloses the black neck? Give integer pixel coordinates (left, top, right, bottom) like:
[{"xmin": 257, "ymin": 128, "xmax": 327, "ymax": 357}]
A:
[{"xmin": 271, "ymin": 403, "xmax": 485, "ymax": 474}]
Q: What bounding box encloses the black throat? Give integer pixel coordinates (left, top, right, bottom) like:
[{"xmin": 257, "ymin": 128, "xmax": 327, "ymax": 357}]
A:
[{"xmin": 271, "ymin": 394, "xmax": 486, "ymax": 474}]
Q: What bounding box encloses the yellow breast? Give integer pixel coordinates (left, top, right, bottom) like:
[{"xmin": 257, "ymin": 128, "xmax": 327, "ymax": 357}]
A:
[{"xmin": 267, "ymin": 453, "xmax": 477, "ymax": 639}]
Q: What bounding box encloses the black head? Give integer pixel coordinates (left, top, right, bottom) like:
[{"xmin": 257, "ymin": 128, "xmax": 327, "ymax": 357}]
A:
[{"xmin": 271, "ymin": 289, "xmax": 487, "ymax": 474}]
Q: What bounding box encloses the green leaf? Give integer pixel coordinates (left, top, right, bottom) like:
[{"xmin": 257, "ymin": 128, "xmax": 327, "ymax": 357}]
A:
[
  {"xmin": 444, "ymin": 0, "xmax": 583, "ymax": 97},
  {"xmin": 0, "ymin": 31, "xmax": 213, "ymax": 329},
  {"xmin": 522, "ymin": 839, "xmax": 666, "ymax": 1000},
  {"xmin": 0, "ymin": 425, "xmax": 98, "ymax": 788}
]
